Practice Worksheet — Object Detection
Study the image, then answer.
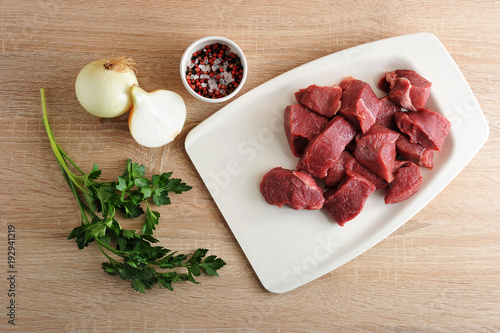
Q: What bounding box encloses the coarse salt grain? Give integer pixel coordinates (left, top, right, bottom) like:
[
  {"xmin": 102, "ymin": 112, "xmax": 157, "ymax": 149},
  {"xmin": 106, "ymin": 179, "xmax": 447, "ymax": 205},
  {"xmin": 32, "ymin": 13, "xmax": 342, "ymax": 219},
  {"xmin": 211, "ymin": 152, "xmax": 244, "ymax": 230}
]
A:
[
  {"xmin": 222, "ymin": 71, "xmax": 234, "ymax": 84},
  {"xmin": 208, "ymin": 78, "xmax": 218, "ymax": 89},
  {"xmin": 198, "ymin": 64, "xmax": 210, "ymax": 72}
]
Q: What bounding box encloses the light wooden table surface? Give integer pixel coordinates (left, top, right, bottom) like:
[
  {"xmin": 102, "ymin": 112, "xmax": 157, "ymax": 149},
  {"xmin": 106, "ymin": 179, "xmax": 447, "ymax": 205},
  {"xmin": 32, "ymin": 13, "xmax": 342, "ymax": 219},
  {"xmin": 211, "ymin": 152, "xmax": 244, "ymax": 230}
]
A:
[{"xmin": 1, "ymin": 1, "xmax": 499, "ymax": 332}]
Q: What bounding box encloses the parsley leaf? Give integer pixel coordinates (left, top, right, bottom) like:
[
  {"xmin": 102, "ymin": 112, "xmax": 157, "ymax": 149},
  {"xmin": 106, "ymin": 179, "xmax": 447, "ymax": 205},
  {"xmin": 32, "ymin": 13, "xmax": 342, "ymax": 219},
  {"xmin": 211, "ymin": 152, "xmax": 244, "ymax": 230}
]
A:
[
  {"xmin": 152, "ymin": 189, "xmax": 171, "ymax": 207},
  {"xmin": 116, "ymin": 176, "xmax": 129, "ymax": 192},
  {"xmin": 143, "ymin": 205, "xmax": 160, "ymax": 236}
]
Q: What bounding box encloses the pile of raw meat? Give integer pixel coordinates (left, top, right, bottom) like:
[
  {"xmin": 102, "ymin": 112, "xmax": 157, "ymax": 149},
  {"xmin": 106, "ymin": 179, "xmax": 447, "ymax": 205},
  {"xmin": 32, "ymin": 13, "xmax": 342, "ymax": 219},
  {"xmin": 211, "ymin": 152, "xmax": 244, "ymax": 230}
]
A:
[{"xmin": 260, "ymin": 70, "xmax": 451, "ymax": 226}]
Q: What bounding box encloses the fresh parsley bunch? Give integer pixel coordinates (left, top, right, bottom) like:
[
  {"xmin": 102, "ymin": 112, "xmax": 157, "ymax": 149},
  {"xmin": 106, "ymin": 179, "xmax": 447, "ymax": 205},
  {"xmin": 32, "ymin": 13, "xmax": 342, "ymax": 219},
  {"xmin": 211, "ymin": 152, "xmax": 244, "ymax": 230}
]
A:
[{"xmin": 41, "ymin": 88, "xmax": 225, "ymax": 293}]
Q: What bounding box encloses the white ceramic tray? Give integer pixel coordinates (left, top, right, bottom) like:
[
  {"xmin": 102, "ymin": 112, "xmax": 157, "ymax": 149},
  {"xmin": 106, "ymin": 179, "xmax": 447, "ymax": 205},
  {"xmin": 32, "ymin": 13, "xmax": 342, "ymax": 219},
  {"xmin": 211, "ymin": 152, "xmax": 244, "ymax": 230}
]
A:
[{"xmin": 184, "ymin": 33, "xmax": 489, "ymax": 293}]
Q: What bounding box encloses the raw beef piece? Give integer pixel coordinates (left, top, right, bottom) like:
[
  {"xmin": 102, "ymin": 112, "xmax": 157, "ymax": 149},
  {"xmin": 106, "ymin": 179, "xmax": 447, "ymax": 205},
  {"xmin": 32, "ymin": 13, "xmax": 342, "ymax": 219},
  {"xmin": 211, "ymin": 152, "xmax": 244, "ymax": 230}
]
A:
[
  {"xmin": 323, "ymin": 169, "xmax": 376, "ymax": 226},
  {"xmin": 377, "ymin": 73, "xmax": 391, "ymax": 93},
  {"xmin": 325, "ymin": 150, "xmax": 387, "ymax": 189},
  {"xmin": 353, "ymin": 124, "xmax": 400, "ymax": 183},
  {"xmin": 297, "ymin": 116, "xmax": 356, "ymax": 179},
  {"xmin": 385, "ymin": 162, "xmax": 423, "ymax": 204},
  {"xmin": 396, "ymin": 134, "xmax": 434, "ymax": 169},
  {"xmin": 338, "ymin": 76, "xmax": 381, "ymax": 133},
  {"xmin": 351, "ymin": 159, "xmax": 388, "ymax": 190},
  {"xmin": 392, "ymin": 159, "xmax": 409, "ymax": 173},
  {"xmin": 295, "ymin": 84, "xmax": 342, "ymax": 118},
  {"xmin": 284, "ymin": 104, "xmax": 329, "ymax": 157},
  {"xmin": 378, "ymin": 69, "xmax": 432, "ymax": 111},
  {"xmin": 260, "ymin": 167, "xmax": 324, "ymax": 210},
  {"xmin": 324, "ymin": 151, "xmax": 354, "ymax": 188},
  {"xmin": 395, "ymin": 108, "xmax": 451, "ymax": 151},
  {"xmin": 376, "ymin": 96, "xmax": 401, "ymax": 130}
]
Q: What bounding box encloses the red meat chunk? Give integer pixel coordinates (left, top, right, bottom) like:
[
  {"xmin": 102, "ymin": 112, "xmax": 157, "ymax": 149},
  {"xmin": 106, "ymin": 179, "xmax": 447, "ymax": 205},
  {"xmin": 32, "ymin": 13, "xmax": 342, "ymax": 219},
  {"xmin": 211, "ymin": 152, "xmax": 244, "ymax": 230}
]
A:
[
  {"xmin": 297, "ymin": 116, "xmax": 356, "ymax": 179},
  {"xmin": 325, "ymin": 150, "xmax": 387, "ymax": 189},
  {"xmin": 351, "ymin": 159, "xmax": 388, "ymax": 190},
  {"xmin": 353, "ymin": 124, "xmax": 400, "ymax": 183},
  {"xmin": 260, "ymin": 167, "xmax": 324, "ymax": 210},
  {"xmin": 385, "ymin": 162, "xmax": 423, "ymax": 204},
  {"xmin": 324, "ymin": 150, "xmax": 354, "ymax": 188},
  {"xmin": 378, "ymin": 69, "xmax": 432, "ymax": 111},
  {"xmin": 338, "ymin": 76, "xmax": 381, "ymax": 134},
  {"xmin": 377, "ymin": 73, "xmax": 391, "ymax": 93},
  {"xmin": 376, "ymin": 96, "xmax": 401, "ymax": 130},
  {"xmin": 284, "ymin": 104, "xmax": 329, "ymax": 157},
  {"xmin": 392, "ymin": 159, "xmax": 409, "ymax": 173},
  {"xmin": 295, "ymin": 84, "xmax": 342, "ymax": 118},
  {"xmin": 323, "ymin": 170, "xmax": 376, "ymax": 226},
  {"xmin": 395, "ymin": 108, "xmax": 451, "ymax": 151},
  {"xmin": 396, "ymin": 135, "xmax": 434, "ymax": 169}
]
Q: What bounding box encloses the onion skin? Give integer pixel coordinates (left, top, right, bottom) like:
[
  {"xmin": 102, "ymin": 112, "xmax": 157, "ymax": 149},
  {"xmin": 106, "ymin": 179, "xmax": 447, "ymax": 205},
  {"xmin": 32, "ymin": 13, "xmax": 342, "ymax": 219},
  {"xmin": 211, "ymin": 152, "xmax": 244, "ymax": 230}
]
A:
[{"xmin": 75, "ymin": 58, "xmax": 138, "ymax": 118}]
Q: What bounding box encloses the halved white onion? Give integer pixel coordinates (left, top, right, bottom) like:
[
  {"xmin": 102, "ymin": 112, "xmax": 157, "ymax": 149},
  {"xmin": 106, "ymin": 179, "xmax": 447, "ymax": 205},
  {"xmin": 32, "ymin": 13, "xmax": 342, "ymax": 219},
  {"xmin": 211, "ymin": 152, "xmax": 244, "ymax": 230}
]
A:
[{"xmin": 128, "ymin": 85, "xmax": 186, "ymax": 148}]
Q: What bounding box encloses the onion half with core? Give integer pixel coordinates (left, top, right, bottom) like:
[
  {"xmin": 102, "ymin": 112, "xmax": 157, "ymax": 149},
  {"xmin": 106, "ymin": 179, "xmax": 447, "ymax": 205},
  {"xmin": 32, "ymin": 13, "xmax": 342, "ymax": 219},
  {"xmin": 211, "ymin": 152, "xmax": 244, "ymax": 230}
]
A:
[{"xmin": 128, "ymin": 85, "xmax": 186, "ymax": 148}]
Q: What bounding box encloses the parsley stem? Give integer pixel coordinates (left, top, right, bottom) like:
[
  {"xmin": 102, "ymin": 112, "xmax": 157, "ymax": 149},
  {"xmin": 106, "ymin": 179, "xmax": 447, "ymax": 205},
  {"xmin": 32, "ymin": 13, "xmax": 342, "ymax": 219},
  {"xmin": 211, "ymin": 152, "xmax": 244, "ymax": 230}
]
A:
[
  {"xmin": 56, "ymin": 159, "xmax": 91, "ymax": 225},
  {"xmin": 59, "ymin": 148, "xmax": 85, "ymax": 175},
  {"xmin": 95, "ymin": 238, "xmax": 125, "ymax": 258},
  {"xmin": 98, "ymin": 243, "xmax": 117, "ymax": 264},
  {"xmin": 40, "ymin": 88, "xmax": 89, "ymax": 194}
]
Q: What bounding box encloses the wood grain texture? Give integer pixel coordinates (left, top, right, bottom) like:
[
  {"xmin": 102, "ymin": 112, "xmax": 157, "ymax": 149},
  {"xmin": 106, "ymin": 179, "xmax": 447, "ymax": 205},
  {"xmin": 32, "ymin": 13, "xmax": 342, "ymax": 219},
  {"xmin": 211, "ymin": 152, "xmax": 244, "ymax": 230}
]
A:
[{"xmin": 1, "ymin": 0, "xmax": 499, "ymax": 331}]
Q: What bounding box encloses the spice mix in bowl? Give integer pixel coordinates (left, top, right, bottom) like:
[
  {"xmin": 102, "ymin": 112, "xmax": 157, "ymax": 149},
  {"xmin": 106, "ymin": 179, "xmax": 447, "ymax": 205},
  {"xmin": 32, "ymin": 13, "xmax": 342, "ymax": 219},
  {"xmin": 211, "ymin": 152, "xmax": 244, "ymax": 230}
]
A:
[{"xmin": 180, "ymin": 36, "xmax": 247, "ymax": 103}]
